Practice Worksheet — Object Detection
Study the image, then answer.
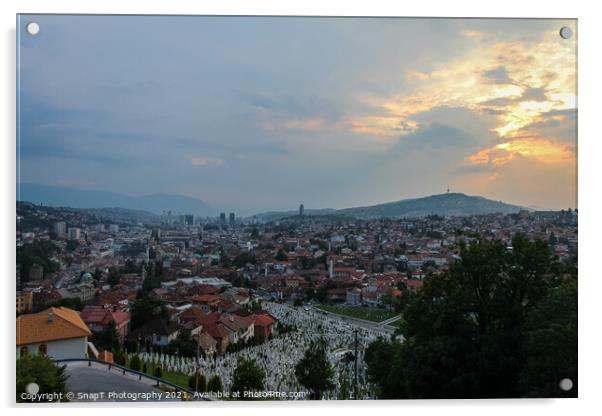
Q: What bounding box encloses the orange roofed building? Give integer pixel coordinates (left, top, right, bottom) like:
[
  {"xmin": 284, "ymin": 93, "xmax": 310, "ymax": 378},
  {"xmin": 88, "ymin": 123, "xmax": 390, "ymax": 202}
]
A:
[{"xmin": 16, "ymin": 307, "xmax": 92, "ymax": 360}]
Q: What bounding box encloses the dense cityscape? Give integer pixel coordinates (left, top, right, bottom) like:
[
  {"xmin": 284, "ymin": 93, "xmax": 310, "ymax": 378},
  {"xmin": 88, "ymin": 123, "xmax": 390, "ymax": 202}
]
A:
[{"xmin": 16, "ymin": 200, "xmax": 578, "ymax": 401}]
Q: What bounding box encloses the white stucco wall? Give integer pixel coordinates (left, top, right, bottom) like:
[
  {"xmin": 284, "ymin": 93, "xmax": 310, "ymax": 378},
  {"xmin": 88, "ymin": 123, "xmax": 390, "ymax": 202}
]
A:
[{"xmin": 17, "ymin": 336, "xmax": 88, "ymax": 360}]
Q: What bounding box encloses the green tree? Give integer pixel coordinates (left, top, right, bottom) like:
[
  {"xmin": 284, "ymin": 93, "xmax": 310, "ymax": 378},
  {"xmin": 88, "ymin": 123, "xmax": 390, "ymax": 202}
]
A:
[
  {"xmin": 220, "ymin": 254, "xmax": 232, "ymax": 268},
  {"xmin": 519, "ymin": 277, "xmax": 577, "ymax": 397},
  {"xmin": 91, "ymin": 321, "xmax": 120, "ymax": 351},
  {"xmin": 275, "ymin": 250, "xmax": 288, "ymax": 261},
  {"xmin": 233, "ymin": 252, "xmax": 257, "ymax": 268},
  {"xmin": 231, "ymin": 358, "xmax": 266, "ymax": 399},
  {"xmin": 315, "ymin": 286, "xmax": 328, "ymax": 303},
  {"xmin": 364, "ymin": 337, "xmax": 405, "ymax": 398},
  {"xmin": 153, "ymin": 365, "xmax": 163, "ymax": 378},
  {"xmin": 165, "ymin": 329, "xmax": 197, "ymax": 357},
  {"xmin": 131, "ymin": 295, "xmax": 167, "ymax": 329},
  {"xmin": 16, "ymin": 240, "xmax": 59, "ymax": 284},
  {"xmin": 65, "ymin": 240, "xmax": 79, "ymax": 252},
  {"xmin": 33, "ymin": 297, "xmax": 84, "ymax": 313},
  {"xmin": 113, "ymin": 348, "xmax": 126, "ymax": 366},
  {"xmin": 92, "ymin": 267, "xmax": 103, "ymax": 281},
  {"xmin": 248, "ymin": 299, "xmax": 262, "ymax": 312},
  {"xmin": 338, "ymin": 368, "xmax": 351, "ymax": 400},
  {"xmin": 189, "ymin": 372, "xmax": 207, "ymax": 392},
  {"xmin": 129, "ymin": 354, "xmax": 141, "ymax": 372},
  {"xmin": 365, "ymin": 235, "xmax": 575, "ymax": 399},
  {"xmin": 17, "ymin": 355, "xmax": 68, "ymax": 402},
  {"xmin": 107, "ymin": 267, "xmax": 121, "ymax": 287},
  {"xmin": 141, "ymin": 262, "xmax": 163, "ymax": 294},
  {"xmin": 295, "ymin": 338, "xmax": 334, "ymax": 399},
  {"xmin": 207, "ymin": 374, "xmax": 223, "ymax": 393}
]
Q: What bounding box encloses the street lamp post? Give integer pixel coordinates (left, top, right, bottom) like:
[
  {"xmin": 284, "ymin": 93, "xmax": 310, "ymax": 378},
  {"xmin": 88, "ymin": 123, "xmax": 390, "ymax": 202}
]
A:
[
  {"xmin": 195, "ymin": 339, "xmax": 200, "ymax": 393},
  {"xmin": 354, "ymin": 328, "xmax": 358, "ymax": 400}
]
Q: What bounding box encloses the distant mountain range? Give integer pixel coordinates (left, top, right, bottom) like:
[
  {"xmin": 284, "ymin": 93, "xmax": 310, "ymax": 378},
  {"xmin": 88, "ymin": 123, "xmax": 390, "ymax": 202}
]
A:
[
  {"xmin": 18, "ymin": 183, "xmax": 215, "ymax": 217},
  {"xmin": 17, "ymin": 201, "xmax": 161, "ymax": 228},
  {"xmin": 76, "ymin": 207, "xmax": 161, "ymax": 224},
  {"xmin": 19, "ymin": 184, "xmax": 531, "ymax": 221},
  {"xmin": 253, "ymin": 193, "xmax": 529, "ymax": 220}
]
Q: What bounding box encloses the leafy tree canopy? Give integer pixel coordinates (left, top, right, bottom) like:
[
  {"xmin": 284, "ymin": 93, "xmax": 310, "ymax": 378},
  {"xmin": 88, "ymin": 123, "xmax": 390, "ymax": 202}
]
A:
[
  {"xmin": 17, "ymin": 355, "xmax": 68, "ymax": 402},
  {"xmin": 295, "ymin": 338, "xmax": 334, "ymax": 399},
  {"xmin": 207, "ymin": 374, "xmax": 223, "ymax": 393},
  {"xmin": 231, "ymin": 358, "xmax": 266, "ymax": 399},
  {"xmin": 365, "ymin": 234, "xmax": 577, "ymax": 399}
]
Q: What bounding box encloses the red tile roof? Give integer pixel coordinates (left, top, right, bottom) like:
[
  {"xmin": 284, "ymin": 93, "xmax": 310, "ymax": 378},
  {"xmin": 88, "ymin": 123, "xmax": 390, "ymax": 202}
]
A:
[
  {"xmin": 202, "ymin": 321, "xmax": 231, "ymax": 340},
  {"xmin": 405, "ymin": 279, "xmax": 424, "ymax": 288},
  {"xmin": 17, "ymin": 307, "xmax": 91, "ymax": 346},
  {"xmin": 80, "ymin": 306, "xmax": 130, "ymax": 326},
  {"xmin": 252, "ymin": 314, "xmax": 276, "ymax": 327},
  {"xmin": 191, "ymin": 294, "xmax": 219, "ymax": 304}
]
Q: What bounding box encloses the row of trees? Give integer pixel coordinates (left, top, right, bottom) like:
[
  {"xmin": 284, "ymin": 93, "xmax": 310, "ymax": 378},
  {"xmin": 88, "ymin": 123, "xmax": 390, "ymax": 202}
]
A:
[
  {"xmin": 365, "ymin": 234, "xmax": 577, "ymax": 398},
  {"xmin": 188, "ymin": 372, "xmax": 223, "ymax": 393}
]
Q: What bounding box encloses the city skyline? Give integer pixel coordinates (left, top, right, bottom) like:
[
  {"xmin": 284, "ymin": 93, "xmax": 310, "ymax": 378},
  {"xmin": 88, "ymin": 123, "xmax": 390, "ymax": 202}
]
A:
[{"xmin": 18, "ymin": 16, "xmax": 577, "ymax": 213}]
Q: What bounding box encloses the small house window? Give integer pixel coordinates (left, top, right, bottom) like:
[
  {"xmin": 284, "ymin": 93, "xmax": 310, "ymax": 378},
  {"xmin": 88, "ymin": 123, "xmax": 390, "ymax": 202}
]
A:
[
  {"xmin": 38, "ymin": 344, "xmax": 47, "ymax": 355},
  {"xmin": 20, "ymin": 346, "xmax": 28, "ymax": 357}
]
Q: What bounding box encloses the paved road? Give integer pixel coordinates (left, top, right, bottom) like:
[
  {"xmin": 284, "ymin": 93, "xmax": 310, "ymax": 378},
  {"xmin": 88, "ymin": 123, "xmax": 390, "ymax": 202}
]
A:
[
  {"xmin": 305, "ymin": 305, "xmax": 397, "ymax": 335},
  {"xmin": 64, "ymin": 361, "xmax": 180, "ymax": 402},
  {"xmin": 379, "ymin": 315, "xmax": 402, "ymax": 326}
]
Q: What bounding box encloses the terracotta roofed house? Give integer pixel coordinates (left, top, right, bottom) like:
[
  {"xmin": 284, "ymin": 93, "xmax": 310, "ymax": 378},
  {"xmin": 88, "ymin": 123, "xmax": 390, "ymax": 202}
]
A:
[
  {"xmin": 217, "ymin": 313, "xmax": 254, "ymax": 344},
  {"xmin": 191, "ymin": 294, "xmax": 220, "ymax": 312},
  {"xmin": 16, "ymin": 307, "xmax": 92, "ymax": 360},
  {"xmin": 201, "ymin": 321, "xmax": 231, "ymax": 354},
  {"xmin": 128, "ymin": 319, "xmax": 179, "ymax": 347},
  {"xmin": 80, "ymin": 306, "xmax": 131, "ymax": 343},
  {"xmin": 251, "ymin": 313, "xmax": 276, "ymax": 337},
  {"xmin": 178, "ymin": 306, "xmax": 208, "ymax": 327},
  {"xmin": 195, "ymin": 332, "xmax": 217, "ymax": 356}
]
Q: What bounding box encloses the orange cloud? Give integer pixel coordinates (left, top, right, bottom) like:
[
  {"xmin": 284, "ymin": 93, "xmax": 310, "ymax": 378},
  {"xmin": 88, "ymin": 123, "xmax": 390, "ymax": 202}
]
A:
[
  {"xmin": 467, "ymin": 137, "xmax": 574, "ymax": 167},
  {"xmin": 461, "ymin": 30, "xmax": 485, "ymax": 38},
  {"xmin": 255, "ymin": 22, "xmax": 577, "ymax": 174},
  {"xmin": 345, "ymin": 26, "xmax": 576, "ymax": 140},
  {"xmin": 461, "ymin": 152, "xmax": 577, "ymax": 210}
]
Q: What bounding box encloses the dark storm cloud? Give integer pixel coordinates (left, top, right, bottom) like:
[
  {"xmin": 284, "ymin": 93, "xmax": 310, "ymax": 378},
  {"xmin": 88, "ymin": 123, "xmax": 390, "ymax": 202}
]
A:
[
  {"xmin": 395, "ymin": 123, "xmax": 477, "ymax": 151},
  {"xmin": 521, "ymin": 87, "xmax": 548, "ymax": 101},
  {"xmin": 480, "ymin": 87, "xmax": 548, "ymax": 109},
  {"xmin": 238, "ymin": 90, "xmax": 344, "ymax": 122},
  {"xmin": 482, "ymin": 66, "xmax": 512, "ymax": 84}
]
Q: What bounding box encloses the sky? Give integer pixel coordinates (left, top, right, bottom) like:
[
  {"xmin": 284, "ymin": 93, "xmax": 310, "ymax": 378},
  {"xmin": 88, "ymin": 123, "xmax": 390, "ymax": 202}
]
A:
[{"xmin": 17, "ymin": 15, "xmax": 577, "ymax": 214}]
